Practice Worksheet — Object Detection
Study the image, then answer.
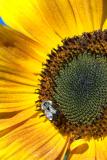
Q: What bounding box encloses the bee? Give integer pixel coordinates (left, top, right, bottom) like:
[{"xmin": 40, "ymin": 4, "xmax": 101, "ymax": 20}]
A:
[{"xmin": 41, "ymin": 100, "xmax": 59, "ymax": 121}]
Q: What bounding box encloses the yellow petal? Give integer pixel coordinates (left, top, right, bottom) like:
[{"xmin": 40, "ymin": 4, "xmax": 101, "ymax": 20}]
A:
[
  {"xmin": 0, "ymin": 26, "xmax": 39, "ymax": 129},
  {"xmin": 0, "ymin": 0, "xmax": 62, "ymax": 53},
  {"xmin": 68, "ymin": 0, "xmax": 107, "ymax": 32},
  {"xmin": 0, "ymin": 26, "xmax": 68, "ymax": 159},
  {"xmin": 70, "ymin": 139, "xmax": 89, "ymax": 154},
  {"xmin": 0, "ymin": 25, "xmax": 47, "ymax": 73},
  {"xmin": 70, "ymin": 137, "xmax": 107, "ymax": 160},
  {"xmin": 0, "ymin": 0, "xmax": 106, "ymax": 54},
  {"xmin": 0, "ymin": 116, "xmax": 67, "ymax": 160},
  {"xmin": 102, "ymin": 19, "xmax": 107, "ymax": 30},
  {"xmin": 70, "ymin": 138, "xmax": 96, "ymax": 160},
  {"xmin": 95, "ymin": 137, "xmax": 107, "ymax": 160}
]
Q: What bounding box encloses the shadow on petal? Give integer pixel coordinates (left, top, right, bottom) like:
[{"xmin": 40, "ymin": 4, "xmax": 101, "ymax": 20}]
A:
[{"xmin": 70, "ymin": 139, "xmax": 89, "ymax": 154}]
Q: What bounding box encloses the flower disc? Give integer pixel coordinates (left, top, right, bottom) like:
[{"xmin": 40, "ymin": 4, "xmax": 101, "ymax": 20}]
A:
[
  {"xmin": 37, "ymin": 30, "xmax": 107, "ymax": 139},
  {"xmin": 54, "ymin": 53, "xmax": 107, "ymax": 125}
]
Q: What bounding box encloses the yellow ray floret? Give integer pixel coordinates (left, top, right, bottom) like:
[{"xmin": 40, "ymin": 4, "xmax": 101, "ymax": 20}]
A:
[
  {"xmin": 0, "ymin": 0, "xmax": 107, "ymax": 53},
  {"xmin": 0, "ymin": 26, "xmax": 68, "ymax": 159},
  {"xmin": 0, "ymin": 0, "xmax": 107, "ymax": 159}
]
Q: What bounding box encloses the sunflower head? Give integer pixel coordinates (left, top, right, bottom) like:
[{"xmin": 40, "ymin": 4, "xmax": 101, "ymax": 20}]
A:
[
  {"xmin": 1, "ymin": 0, "xmax": 107, "ymax": 159},
  {"xmin": 37, "ymin": 30, "xmax": 107, "ymax": 139}
]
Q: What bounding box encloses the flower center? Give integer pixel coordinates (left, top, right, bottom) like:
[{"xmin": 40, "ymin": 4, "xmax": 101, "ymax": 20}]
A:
[
  {"xmin": 54, "ymin": 53, "xmax": 107, "ymax": 125},
  {"xmin": 36, "ymin": 30, "xmax": 107, "ymax": 139}
]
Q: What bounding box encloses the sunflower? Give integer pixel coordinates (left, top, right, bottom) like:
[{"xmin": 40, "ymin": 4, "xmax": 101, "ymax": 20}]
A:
[{"xmin": 0, "ymin": 0, "xmax": 107, "ymax": 160}]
